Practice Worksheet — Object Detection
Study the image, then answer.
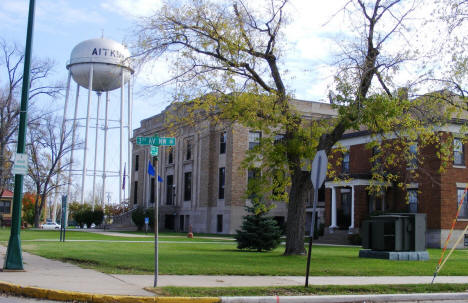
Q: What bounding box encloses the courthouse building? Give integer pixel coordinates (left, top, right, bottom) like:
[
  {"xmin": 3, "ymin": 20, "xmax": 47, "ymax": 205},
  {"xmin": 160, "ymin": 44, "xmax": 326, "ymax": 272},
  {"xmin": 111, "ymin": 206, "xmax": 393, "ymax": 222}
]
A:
[{"xmin": 130, "ymin": 99, "xmax": 336, "ymax": 234}]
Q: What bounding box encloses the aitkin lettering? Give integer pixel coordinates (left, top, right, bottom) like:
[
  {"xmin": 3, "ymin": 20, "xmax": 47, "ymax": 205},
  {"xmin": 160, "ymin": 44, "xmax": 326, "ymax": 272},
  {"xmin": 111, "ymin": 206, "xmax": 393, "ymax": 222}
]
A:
[{"xmin": 91, "ymin": 48, "xmax": 124, "ymax": 59}]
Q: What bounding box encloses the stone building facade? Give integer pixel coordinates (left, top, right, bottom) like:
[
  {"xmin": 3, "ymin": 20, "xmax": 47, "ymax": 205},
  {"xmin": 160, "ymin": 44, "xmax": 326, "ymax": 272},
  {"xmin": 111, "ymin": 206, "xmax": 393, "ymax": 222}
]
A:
[{"xmin": 130, "ymin": 99, "xmax": 336, "ymax": 234}]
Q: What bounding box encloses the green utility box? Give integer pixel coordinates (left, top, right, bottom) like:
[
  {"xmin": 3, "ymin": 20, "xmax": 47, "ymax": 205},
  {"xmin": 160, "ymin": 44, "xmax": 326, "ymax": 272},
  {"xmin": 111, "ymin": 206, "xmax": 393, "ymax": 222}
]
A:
[{"xmin": 361, "ymin": 213, "xmax": 426, "ymax": 251}]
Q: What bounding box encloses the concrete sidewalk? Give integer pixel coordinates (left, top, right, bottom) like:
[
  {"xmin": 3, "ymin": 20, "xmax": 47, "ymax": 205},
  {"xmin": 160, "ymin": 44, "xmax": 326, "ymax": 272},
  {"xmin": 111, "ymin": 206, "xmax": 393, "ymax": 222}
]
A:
[{"xmin": 2, "ymin": 244, "xmax": 468, "ymax": 302}]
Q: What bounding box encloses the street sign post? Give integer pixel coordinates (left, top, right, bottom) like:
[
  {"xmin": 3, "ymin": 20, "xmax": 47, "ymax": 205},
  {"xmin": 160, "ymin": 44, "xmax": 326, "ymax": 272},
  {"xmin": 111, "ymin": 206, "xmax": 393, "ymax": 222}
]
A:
[
  {"xmin": 60, "ymin": 195, "xmax": 67, "ymax": 242},
  {"xmin": 135, "ymin": 135, "xmax": 174, "ymax": 287},
  {"xmin": 305, "ymin": 150, "xmax": 328, "ymax": 287}
]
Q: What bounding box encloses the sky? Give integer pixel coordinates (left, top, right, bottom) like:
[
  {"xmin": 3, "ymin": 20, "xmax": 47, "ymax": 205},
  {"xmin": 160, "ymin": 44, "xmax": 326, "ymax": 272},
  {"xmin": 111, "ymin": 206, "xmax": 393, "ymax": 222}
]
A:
[{"xmin": 0, "ymin": 0, "xmax": 451, "ymax": 206}]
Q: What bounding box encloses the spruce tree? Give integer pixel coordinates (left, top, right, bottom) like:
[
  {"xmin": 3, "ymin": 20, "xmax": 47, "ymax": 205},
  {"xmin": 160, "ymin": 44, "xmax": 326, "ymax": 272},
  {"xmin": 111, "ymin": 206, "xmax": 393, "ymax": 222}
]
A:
[{"xmin": 235, "ymin": 205, "xmax": 282, "ymax": 252}]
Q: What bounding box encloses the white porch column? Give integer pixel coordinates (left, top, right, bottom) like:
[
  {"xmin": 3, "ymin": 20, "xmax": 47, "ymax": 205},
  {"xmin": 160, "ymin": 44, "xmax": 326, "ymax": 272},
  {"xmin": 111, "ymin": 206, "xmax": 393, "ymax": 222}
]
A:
[
  {"xmin": 350, "ymin": 185, "xmax": 355, "ymax": 232},
  {"xmin": 330, "ymin": 187, "xmax": 337, "ymax": 229}
]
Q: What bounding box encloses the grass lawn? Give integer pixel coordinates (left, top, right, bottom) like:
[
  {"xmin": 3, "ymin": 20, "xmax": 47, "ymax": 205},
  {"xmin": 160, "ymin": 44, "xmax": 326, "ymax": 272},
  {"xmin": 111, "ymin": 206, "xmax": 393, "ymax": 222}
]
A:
[
  {"xmin": 0, "ymin": 228, "xmax": 234, "ymax": 243},
  {"xmin": 1, "ymin": 228, "xmax": 467, "ymax": 276},
  {"xmin": 154, "ymin": 284, "xmax": 468, "ymax": 297}
]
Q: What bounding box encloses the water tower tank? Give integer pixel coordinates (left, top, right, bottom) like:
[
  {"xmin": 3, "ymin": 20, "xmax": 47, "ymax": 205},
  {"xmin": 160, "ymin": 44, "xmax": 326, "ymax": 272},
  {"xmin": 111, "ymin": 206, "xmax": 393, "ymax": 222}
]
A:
[{"xmin": 67, "ymin": 38, "xmax": 134, "ymax": 92}]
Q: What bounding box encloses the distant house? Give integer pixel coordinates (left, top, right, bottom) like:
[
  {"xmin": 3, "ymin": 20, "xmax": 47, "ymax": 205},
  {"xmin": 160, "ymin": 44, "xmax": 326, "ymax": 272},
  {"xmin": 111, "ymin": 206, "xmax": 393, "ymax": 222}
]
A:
[
  {"xmin": 324, "ymin": 123, "xmax": 468, "ymax": 248},
  {"xmin": 0, "ymin": 189, "xmax": 14, "ymax": 226}
]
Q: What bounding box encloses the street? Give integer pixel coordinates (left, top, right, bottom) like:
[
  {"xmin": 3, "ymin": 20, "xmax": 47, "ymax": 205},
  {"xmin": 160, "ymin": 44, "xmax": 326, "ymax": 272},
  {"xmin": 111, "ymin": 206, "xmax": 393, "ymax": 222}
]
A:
[{"xmin": 0, "ymin": 294, "xmax": 64, "ymax": 303}]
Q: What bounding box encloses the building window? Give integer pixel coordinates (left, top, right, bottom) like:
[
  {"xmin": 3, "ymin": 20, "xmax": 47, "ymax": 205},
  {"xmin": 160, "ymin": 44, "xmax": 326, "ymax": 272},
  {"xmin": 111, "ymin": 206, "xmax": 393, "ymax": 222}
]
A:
[
  {"xmin": 217, "ymin": 214, "xmax": 223, "ymax": 232},
  {"xmin": 408, "ymin": 189, "xmax": 418, "ymax": 213},
  {"xmin": 274, "ymin": 134, "xmax": 285, "ymax": 144},
  {"xmin": 133, "ymin": 181, "xmax": 138, "ymax": 204},
  {"xmin": 135, "ymin": 155, "xmax": 139, "ymax": 171},
  {"xmin": 220, "ymin": 131, "xmax": 227, "ymax": 154},
  {"xmin": 184, "ymin": 172, "xmax": 192, "ymax": 201},
  {"xmin": 150, "ymin": 177, "xmax": 155, "ymax": 204},
  {"xmin": 219, "ymin": 167, "xmax": 225, "ymax": 199},
  {"xmin": 454, "ymin": 138, "xmax": 464, "ymax": 166},
  {"xmin": 0, "ymin": 201, "xmax": 11, "ymax": 214},
  {"xmin": 248, "ymin": 131, "xmax": 261, "ymax": 150},
  {"xmin": 168, "ymin": 147, "xmax": 174, "ymax": 164},
  {"xmin": 179, "ymin": 215, "xmax": 185, "ymax": 231},
  {"xmin": 185, "ymin": 138, "xmax": 192, "ymax": 160},
  {"xmin": 457, "ymin": 188, "xmax": 468, "ymax": 218},
  {"xmin": 248, "ymin": 168, "xmax": 261, "ymax": 182},
  {"xmin": 166, "ymin": 175, "xmax": 174, "ymax": 205},
  {"xmin": 342, "ymin": 152, "xmax": 350, "ymax": 174},
  {"xmin": 408, "ymin": 143, "xmax": 418, "ymax": 169}
]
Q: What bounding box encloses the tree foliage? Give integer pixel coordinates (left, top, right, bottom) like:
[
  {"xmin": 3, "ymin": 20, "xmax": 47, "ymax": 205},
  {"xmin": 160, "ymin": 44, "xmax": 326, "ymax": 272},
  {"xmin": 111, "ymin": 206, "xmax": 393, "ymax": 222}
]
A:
[
  {"xmin": 235, "ymin": 203, "xmax": 282, "ymax": 252},
  {"xmin": 0, "ymin": 39, "xmax": 62, "ymax": 197},
  {"xmin": 22, "ymin": 192, "xmax": 41, "ymax": 226},
  {"xmin": 26, "ymin": 114, "xmax": 74, "ymax": 227},
  {"xmin": 131, "ymin": 206, "xmax": 146, "ymax": 231},
  {"xmin": 135, "ymin": 0, "xmax": 467, "ymax": 255}
]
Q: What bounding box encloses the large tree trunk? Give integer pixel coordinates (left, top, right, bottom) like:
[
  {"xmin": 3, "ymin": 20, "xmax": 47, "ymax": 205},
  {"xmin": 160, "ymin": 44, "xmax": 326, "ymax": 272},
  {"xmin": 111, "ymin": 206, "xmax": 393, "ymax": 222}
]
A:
[
  {"xmin": 33, "ymin": 197, "xmax": 41, "ymax": 228},
  {"xmin": 284, "ymin": 162, "xmax": 312, "ymax": 255}
]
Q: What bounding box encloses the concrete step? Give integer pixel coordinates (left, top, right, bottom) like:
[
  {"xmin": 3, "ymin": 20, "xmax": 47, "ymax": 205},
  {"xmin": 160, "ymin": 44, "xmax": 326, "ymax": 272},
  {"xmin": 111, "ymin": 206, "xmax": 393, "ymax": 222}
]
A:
[{"xmin": 315, "ymin": 229, "xmax": 350, "ymax": 245}]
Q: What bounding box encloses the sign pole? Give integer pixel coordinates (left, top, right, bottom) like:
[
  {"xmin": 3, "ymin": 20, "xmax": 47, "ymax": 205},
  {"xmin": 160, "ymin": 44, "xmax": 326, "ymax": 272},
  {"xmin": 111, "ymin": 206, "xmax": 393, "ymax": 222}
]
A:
[
  {"xmin": 135, "ymin": 134, "xmax": 172, "ymax": 288},
  {"xmin": 4, "ymin": 0, "xmax": 36, "ymax": 270},
  {"xmin": 305, "ymin": 150, "xmax": 327, "ymax": 287},
  {"xmin": 154, "ymin": 157, "xmax": 159, "ymax": 287}
]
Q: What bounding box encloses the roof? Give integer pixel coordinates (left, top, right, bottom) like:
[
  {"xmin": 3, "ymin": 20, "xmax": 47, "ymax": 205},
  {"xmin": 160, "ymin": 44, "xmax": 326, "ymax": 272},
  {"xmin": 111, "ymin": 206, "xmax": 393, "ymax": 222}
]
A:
[{"xmin": 1, "ymin": 189, "xmax": 13, "ymax": 198}]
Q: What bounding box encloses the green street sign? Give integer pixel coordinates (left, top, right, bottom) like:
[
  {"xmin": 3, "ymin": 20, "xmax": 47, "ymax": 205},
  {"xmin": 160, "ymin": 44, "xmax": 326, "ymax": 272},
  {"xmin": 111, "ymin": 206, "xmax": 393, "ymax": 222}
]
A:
[
  {"xmin": 136, "ymin": 136, "xmax": 176, "ymax": 146},
  {"xmin": 158, "ymin": 137, "xmax": 176, "ymax": 146},
  {"xmin": 151, "ymin": 146, "xmax": 159, "ymax": 156}
]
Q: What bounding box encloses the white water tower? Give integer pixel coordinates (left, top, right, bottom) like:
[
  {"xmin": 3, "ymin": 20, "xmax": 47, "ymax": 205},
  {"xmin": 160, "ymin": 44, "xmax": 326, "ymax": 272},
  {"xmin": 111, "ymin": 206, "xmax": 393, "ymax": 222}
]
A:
[{"xmin": 62, "ymin": 37, "xmax": 134, "ymax": 207}]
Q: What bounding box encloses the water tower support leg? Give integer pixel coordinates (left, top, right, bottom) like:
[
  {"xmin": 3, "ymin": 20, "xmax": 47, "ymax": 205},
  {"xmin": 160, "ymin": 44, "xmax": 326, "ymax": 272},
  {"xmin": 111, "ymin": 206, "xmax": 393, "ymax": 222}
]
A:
[
  {"xmin": 119, "ymin": 68, "xmax": 124, "ymax": 205},
  {"xmin": 102, "ymin": 92, "xmax": 109, "ymax": 207},
  {"xmin": 81, "ymin": 65, "xmax": 93, "ymax": 204},
  {"xmin": 92, "ymin": 92, "xmax": 101, "ymax": 210}
]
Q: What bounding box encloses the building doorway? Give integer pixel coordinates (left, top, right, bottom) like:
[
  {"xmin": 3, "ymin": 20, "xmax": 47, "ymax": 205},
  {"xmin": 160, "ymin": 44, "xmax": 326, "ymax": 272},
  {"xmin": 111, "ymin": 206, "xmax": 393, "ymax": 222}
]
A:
[
  {"xmin": 165, "ymin": 214, "xmax": 175, "ymax": 230},
  {"xmin": 338, "ymin": 190, "xmax": 351, "ymax": 229}
]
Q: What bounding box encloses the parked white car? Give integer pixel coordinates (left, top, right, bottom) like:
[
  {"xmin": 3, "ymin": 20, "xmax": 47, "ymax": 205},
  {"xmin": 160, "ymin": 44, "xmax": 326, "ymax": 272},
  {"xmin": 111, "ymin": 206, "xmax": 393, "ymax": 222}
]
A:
[{"xmin": 41, "ymin": 222, "xmax": 60, "ymax": 230}]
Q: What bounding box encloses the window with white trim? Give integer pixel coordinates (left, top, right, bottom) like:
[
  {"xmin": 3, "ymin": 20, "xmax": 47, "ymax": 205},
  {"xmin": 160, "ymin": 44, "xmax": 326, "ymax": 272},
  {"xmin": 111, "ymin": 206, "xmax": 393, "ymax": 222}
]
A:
[
  {"xmin": 342, "ymin": 152, "xmax": 350, "ymax": 174},
  {"xmin": 408, "ymin": 143, "xmax": 418, "ymax": 169},
  {"xmin": 220, "ymin": 132, "xmax": 227, "ymax": 154},
  {"xmin": 457, "ymin": 188, "xmax": 468, "ymax": 218},
  {"xmin": 454, "ymin": 138, "xmax": 465, "ymax": 166},
  {"xmin": 408, "ymin": 189, "xmax": 418, "ymax": 213},
  {"xmin": 248, "ymin": 131, "xmax": 261, "ymax": 150}
]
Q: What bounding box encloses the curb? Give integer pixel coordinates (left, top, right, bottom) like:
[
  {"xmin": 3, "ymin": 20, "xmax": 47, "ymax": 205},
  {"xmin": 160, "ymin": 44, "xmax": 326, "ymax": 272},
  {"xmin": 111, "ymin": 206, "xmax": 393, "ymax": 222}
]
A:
[
  {"xmin": 0, "ymin": 281, "xmax": 220, "ymax": 303},
  {"xmin": 2, "ymin": 280, "xmax": 468, "ymax": 303},
  {"xmin": 221, "ymin": 292, "xmax": 468, "ymax": 303}
]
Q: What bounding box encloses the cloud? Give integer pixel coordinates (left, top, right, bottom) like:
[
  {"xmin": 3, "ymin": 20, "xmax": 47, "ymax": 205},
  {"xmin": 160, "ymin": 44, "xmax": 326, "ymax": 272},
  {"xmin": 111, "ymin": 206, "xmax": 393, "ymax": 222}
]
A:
[
  {"xmin": 101, "ymin": 0, "xmax": 162, "ymax": 18},
  {"xmin": 0, "ymin": 1, "xmax": 28, "ymax": 29},
  {"xmin": 36, "ymin": 0, "xmax": 105, "ymax": 25}
]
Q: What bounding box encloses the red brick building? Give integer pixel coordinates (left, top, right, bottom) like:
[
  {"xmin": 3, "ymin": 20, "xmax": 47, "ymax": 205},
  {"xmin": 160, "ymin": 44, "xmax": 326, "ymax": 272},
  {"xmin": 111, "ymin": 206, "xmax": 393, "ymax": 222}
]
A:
[
  {"xmin": 324, "ymin": 129, "xmax": 468, "ymax": 248},
  {"xmin": 0, "ymin": 189, "xmax": 14, "ymax": 226}
]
